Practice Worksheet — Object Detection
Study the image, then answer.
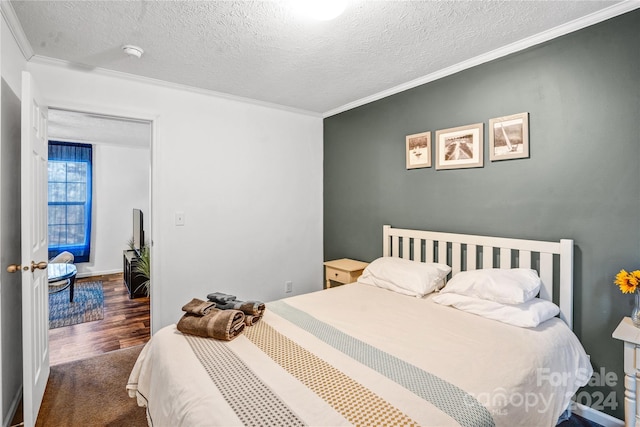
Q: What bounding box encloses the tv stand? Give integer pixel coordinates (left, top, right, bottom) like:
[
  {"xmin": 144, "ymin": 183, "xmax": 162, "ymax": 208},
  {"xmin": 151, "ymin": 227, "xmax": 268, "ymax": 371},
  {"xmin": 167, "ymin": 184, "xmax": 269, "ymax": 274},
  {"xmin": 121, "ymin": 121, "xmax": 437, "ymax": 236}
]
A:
[{"xmin": 123, "ymin": 250, "xmax": 147, "ymax": 298}]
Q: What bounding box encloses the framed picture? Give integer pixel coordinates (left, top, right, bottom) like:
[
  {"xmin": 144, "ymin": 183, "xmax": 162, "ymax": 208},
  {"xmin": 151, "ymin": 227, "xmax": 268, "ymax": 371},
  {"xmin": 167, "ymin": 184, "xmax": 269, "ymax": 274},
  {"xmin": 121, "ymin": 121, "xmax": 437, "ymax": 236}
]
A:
[
  {"xmin": 435, "ymin": 123, "xmax": 483, "ymax": 170},
  {"xmin": 406, "ymin": 131, "xmax": 431, "ymax": 169},
  {"xmin": 489, "ymin": 112, "xmax": 529, "ymax": 161}
]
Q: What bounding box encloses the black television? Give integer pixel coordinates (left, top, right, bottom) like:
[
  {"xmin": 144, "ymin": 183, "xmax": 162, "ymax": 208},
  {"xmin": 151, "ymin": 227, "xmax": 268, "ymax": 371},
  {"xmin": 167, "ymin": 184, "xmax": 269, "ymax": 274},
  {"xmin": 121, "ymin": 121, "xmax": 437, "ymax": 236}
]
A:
[{"xmin": 133, "ymin": 208, "xmax": 144, "ymax": 255}]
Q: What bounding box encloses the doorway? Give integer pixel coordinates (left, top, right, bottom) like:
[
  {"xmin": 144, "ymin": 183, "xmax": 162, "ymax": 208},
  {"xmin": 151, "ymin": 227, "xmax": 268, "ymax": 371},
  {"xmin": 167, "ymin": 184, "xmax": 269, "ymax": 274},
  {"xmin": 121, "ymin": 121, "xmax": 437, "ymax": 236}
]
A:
[{"xmin": 46, "ymin": 108, "xmax": 152, "ymax": 364}]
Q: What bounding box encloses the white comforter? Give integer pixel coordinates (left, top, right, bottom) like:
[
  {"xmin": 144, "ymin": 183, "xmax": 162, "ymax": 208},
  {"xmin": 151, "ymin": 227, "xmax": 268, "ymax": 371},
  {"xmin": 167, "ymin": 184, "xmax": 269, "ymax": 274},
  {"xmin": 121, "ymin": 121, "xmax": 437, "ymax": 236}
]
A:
[{"xmin": 127, "ymin": 283, "xmax": 592, "ymax": 426}]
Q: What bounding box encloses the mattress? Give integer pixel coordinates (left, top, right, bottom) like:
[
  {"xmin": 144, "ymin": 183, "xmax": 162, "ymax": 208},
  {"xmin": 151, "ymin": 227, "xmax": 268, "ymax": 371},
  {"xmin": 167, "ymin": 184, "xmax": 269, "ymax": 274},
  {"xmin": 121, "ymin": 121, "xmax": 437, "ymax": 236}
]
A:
[{"xmin": 127, "ymin": 283, "xmax": 592, "ymax": 426}]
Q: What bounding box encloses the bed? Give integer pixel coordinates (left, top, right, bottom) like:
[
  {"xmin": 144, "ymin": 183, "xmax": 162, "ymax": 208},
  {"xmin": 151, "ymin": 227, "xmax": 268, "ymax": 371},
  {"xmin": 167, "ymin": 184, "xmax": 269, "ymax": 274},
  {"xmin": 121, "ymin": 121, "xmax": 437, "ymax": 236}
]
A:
[{"xmin": 127, "ymin": 225, "xmax": 592, "ymax": 426}]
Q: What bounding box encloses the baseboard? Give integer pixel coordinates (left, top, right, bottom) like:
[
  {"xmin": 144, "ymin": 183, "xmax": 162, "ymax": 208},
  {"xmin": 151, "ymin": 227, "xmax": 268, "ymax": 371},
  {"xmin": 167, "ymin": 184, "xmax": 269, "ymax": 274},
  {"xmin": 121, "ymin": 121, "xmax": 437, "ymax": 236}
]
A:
[
  {"xmin": 76, "ymin": 268, "xmax": 122, "ymax": 279},
  {"xmin": 4, "ymin": 385, "xmax": 22, "ymax": 427},
  {"xmin": 574, "ymin": 403, "xmax": 624, "ymax": 427}
]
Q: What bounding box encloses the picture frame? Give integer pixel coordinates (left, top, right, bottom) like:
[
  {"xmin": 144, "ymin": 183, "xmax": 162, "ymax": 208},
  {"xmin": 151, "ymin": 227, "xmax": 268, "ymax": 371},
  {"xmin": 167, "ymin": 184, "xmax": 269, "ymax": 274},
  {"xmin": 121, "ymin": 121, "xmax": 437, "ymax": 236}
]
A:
[
  {"xmin": 406, "ymin": 131, "xmax": 431, "ymax": 169},
  {"xmin": 435, "ymin": 123, "xmax": 484, "ymax": 170},
  {"xmin": 489, "ymin": 112, "xmax": 529, "ymax": 161}
]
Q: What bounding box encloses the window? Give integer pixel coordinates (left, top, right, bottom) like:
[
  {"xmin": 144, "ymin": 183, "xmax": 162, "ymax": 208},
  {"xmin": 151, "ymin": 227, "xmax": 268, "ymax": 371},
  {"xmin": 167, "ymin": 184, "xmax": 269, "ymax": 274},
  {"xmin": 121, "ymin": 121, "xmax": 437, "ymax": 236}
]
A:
[{"xmin": 48, "ymin": 141, "xmax": 93, "ymax": 262}]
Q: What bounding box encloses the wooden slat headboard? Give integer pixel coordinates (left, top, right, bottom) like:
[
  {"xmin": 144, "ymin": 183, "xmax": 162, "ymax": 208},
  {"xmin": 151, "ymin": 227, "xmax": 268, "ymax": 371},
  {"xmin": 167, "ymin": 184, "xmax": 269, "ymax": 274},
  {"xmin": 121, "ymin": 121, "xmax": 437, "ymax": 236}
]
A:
[{"xmin": 382, "ymin": 225, "xmax": 575, "ymax": 328}]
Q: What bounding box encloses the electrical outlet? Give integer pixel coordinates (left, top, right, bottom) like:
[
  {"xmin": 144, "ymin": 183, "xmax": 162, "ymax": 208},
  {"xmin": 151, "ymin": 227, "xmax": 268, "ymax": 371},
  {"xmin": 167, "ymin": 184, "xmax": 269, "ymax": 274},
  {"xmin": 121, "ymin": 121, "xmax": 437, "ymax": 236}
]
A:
[{"xmin": 285, "ymin": 281, "xmax": 293, "ymax": 293}]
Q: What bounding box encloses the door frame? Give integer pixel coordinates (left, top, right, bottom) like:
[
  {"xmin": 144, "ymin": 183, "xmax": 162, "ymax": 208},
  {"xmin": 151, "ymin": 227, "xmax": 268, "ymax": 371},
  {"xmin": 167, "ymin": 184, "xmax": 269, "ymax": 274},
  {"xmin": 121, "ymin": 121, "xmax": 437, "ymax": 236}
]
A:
[{"xmin": 42, "ymin": 100, "xmax": 160, "ymax": 332}]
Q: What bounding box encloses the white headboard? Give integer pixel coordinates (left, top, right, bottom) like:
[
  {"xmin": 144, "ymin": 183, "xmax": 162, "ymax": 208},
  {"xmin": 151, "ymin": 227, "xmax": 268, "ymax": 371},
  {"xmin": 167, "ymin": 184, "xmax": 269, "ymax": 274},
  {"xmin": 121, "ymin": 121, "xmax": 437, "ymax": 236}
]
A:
[{"xmin": 382, "ymin": 225, "xmax": 575, "ymax": 328}]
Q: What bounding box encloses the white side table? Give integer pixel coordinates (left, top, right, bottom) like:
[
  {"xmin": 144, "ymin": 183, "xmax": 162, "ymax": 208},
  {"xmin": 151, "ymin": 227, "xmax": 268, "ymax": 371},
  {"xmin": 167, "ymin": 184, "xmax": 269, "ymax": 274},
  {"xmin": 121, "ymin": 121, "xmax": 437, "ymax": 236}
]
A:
[{"xmin": 613, "ymin": 317, "xmax": 640, "ymax": 426}]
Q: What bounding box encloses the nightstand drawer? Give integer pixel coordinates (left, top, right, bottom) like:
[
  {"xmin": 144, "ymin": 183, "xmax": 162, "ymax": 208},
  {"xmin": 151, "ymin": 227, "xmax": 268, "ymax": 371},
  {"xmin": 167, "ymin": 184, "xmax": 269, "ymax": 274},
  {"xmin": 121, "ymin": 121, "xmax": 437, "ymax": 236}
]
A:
[{"xmin": 326, "ymin": 267, "xmax": 351, "ymax": 283}]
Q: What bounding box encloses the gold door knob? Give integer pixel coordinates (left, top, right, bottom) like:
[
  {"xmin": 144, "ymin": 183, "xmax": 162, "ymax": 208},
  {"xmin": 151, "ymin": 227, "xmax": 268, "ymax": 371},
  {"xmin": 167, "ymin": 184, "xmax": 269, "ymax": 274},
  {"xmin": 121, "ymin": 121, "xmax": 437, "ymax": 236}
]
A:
[
  {"xmin": 6, "ymin": 264, "xmax": 27, "ymax": 273},
  {"xmin": 31, "ymin": 261, "xmax": 48, "ymax": 272}
]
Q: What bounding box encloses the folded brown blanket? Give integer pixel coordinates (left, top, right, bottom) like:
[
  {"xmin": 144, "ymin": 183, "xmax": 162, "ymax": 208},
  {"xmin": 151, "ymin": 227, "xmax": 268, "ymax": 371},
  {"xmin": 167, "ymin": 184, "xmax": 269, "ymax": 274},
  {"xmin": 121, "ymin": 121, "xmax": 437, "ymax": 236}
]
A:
[
  {"xmin": 209, "ymin": 298, "xmax": 265, "ymax": 315},
  {"xmin": 244, "ymin": 314, "xmax": 261, "ymax": 326},
  {"xmin": 181, "ymin": 298, "xmax": 216, "ymax": 316},
  {"xmin": 177, "ymin": 308, "xmax": 245, "ymax": 341}
]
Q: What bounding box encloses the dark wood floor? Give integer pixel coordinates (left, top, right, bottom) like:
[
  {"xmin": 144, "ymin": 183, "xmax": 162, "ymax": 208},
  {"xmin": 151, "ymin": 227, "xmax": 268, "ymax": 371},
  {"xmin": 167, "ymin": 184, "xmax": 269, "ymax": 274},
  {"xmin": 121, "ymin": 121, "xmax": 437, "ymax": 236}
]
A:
[{"xmin": 49, "ymin": 272, "xmax": 150, "ymax": 366}]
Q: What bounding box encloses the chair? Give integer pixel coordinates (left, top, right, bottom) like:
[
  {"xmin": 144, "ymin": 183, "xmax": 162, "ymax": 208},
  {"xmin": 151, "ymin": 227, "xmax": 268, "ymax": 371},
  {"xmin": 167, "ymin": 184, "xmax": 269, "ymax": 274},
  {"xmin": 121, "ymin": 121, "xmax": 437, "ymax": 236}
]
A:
[{"xmin": 50, "ymin": 251, "xmax": 74, "ymax": 264}]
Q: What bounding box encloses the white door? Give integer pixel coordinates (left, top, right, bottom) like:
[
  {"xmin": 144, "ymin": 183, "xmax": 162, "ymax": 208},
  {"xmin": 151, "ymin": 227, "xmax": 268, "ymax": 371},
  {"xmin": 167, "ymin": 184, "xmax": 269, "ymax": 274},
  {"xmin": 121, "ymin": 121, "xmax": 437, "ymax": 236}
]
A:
[{"xmin": 20, "ymin": 71, "xmax": 49, "ymax": 427}]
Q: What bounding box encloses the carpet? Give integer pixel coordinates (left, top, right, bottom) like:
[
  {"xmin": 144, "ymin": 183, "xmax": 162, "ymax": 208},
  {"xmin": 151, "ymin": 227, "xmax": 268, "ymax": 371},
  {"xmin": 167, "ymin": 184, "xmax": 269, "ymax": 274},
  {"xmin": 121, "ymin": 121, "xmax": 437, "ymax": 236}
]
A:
[
  {"xmin": 49, "ymin": 281, "xmax": 104, "ymax": 329},
  {"xmin": 36, "ymin": 345, "xmax": 148, "ymax": 427}
]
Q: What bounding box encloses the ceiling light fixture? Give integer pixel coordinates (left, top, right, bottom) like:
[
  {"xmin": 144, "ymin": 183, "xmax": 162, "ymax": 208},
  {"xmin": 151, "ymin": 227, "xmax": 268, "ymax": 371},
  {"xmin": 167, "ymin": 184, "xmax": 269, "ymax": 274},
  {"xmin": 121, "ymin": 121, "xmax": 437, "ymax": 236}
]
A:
[
  {"xmin": 293, "ymin": 0, "xmax": 346, "ymax": 21},
  {"xmin": 122, "ymin": 45, "xmax": 144, "ymax": 58}
]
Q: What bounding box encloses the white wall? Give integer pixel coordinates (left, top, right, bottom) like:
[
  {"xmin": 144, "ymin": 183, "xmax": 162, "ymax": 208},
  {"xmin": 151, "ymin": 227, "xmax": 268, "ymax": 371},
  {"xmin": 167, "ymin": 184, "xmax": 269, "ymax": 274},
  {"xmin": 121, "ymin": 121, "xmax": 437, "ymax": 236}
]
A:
[
  {"xmin": 0, "ymin": 11, "xmax": 26, "ymax": 427},
  {"xmin": 27, "ymin": 61, "xmax": 324, "ymax": 332},
  {"xmin": 0, "ymin": 14, "xmax": 23, "ymax": 97},
  {"xmin": 76, "ymin": 143, "xmax": 150, "ymax": 278}
]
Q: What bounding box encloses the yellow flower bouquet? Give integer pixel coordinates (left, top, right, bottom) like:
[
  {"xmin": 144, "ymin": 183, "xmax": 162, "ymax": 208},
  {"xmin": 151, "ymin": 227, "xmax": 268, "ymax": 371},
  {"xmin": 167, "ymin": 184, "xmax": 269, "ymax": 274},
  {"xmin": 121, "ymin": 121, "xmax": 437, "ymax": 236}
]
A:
[
  {"xmin": 615, "ymin": 269, "xmax": 640, "ymax": 327},
  {"xmin": 614, "ymin": 269, "xmax": 640, "ymax": 294}
]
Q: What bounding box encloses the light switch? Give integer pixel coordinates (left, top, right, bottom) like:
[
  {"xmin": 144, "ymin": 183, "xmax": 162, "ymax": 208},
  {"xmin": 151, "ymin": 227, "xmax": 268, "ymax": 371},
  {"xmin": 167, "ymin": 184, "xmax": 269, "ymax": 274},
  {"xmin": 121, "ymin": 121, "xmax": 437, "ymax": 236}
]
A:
[{"xmin": 175, "ymin": 211, "xmax": 185, "ymax": 226}]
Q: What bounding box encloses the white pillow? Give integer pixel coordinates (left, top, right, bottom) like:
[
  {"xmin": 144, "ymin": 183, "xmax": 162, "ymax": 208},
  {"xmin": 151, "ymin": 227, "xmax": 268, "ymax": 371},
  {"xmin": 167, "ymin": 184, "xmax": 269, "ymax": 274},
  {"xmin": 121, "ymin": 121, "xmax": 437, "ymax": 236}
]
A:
[
  {"xmin": 439, "ymin": 268, "xmax": 541, "ymax": 304},
  {"xmin": 432, "ymin": 293, "xmax": 559, "ymax": 328},
  {"xmin": 357, "ymin": 257, "xmax": 451, "ymax": 297}
]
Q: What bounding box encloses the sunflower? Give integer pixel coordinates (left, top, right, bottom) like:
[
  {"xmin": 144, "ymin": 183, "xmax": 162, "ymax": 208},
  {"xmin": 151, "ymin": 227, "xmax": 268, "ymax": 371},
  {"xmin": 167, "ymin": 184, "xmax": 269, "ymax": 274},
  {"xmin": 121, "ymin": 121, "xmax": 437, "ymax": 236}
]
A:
[{"xmin": 615, "ymin": 269, "xmax": 640, "ymax": 294}]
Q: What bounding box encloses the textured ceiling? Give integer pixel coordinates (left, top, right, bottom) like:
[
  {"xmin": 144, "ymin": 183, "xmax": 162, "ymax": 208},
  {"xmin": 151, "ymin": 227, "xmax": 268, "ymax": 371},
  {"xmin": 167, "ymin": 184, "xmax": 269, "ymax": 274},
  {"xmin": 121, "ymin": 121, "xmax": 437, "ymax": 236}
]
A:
[{"xmin": 9, "ymin": 0, "xmax": 627, "ymax": 115}]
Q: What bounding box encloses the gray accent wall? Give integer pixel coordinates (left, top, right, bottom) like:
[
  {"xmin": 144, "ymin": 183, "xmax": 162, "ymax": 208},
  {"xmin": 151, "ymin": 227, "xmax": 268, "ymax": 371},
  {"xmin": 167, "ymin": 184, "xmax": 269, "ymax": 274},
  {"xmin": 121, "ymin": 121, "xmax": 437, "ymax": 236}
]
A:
[{"xmin": 324, "ymin": 10, "xmax": 640, "ymax": 420}]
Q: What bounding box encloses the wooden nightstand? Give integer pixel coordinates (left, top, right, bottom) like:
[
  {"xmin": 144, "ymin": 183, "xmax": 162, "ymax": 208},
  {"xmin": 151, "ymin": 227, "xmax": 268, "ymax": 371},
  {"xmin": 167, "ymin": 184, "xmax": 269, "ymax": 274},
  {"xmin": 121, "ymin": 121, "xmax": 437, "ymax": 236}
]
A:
[
  {"xmin": 323, "ymin": 258, "xmax": 369, "ymax": 289},
  {"xmin": 613, "ymin": 317, "xmax": 640, "ymax": 426}
]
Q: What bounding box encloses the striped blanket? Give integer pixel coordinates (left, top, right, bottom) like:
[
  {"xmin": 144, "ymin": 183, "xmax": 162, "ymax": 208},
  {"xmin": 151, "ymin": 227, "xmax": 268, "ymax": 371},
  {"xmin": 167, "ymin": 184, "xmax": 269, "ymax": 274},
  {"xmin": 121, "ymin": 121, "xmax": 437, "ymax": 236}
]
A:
[{"xmin": 127, "ymin": 283, "xmax": 591, "ymax": 426}]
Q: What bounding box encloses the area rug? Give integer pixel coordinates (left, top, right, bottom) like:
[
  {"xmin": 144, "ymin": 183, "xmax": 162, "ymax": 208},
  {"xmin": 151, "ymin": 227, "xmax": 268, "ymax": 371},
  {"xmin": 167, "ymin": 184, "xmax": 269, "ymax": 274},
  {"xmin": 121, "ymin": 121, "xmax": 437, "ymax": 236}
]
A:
[
  {"xmin": 49, "ymin": 281, "xmax": 104, "ymax": 329},
  {"xmin": 35, "ymin": 345, "xmax": 148, "ymax": 426}
]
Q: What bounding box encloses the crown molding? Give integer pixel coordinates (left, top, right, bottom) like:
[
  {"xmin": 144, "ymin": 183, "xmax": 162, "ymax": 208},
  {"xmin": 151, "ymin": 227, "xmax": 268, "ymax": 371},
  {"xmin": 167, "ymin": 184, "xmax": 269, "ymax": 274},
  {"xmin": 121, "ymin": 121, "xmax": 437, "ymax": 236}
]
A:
[
  {"xmin": 0, "ymin": 0, "xmax": 34, "ymax": 60},
  {"xmin": 29, "ymin": 55, "xmax": 322, "ymax": 118},
  {"xmin": 323, "ymin": 0, "xmax": 640, "ymax": 118}
]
